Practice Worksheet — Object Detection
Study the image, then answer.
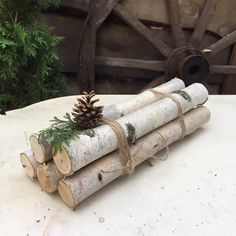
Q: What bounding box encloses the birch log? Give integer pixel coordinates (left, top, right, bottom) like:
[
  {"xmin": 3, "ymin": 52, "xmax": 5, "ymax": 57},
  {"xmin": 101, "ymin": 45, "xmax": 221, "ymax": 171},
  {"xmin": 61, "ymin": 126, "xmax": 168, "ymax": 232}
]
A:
[
  {"xmin": 58, "ymin": 106, "xmax": 211, "ymax": 208},
  {"xmin": 29, "ymin": 135, "xmax": 51, "ymax": 163},
  {"xmin": 54, "ymin": 83, "xmax": 208, "ymax": 176},
  {"xmin": 37, "ymin": 162, "xmax": 63, "ymax": 193},
  {"xmin": 30, "ymin": 79, "xmax": 185, "ymax": 163},
  {"xmin": 102, "ymin": 78, "xmax": 185, "ymax": 120},
  {"xmin": 20, "ymin": 150, "xmax": 39, "ymax": 179}
]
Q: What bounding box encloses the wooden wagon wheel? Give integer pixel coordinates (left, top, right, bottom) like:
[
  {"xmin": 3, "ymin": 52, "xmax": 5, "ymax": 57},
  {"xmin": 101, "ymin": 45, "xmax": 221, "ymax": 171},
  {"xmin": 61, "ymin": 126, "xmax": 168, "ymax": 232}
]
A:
[{"xmin": 76, "ymin": 0, "xmax": 236, "ymax": 92}]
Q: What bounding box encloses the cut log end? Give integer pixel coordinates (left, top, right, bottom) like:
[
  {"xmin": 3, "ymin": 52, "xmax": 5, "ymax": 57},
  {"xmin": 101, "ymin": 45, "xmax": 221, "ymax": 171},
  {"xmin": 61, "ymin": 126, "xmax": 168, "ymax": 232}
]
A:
[
  {"xmin": 53, "ymin": 147, "xmax": 72, "ymax": 176},
  {"xmin": 58, "ymin": 181, "xmax": 76, "ymax": 208},
  {"xmin": 37, "ymin": 166, "xmax": 57, "ymax": 193},
  {"xmin": 29, "ymin": 135, "xmax": 46, "ymax": 163},
  {"xmin": 20, "ymin": 152, "xmax": 36, "ymax": 179}
]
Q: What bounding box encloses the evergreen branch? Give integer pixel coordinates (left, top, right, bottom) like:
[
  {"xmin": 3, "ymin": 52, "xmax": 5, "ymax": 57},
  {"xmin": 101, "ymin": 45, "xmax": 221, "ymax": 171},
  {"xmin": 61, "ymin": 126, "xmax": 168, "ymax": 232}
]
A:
[
  {"xmin": 38, "ymin": 113, "xmax": 95, "ymax": 155},
  {"xmin": 0, "ymin": 0, "xmax": 64, "ymax": 114}
]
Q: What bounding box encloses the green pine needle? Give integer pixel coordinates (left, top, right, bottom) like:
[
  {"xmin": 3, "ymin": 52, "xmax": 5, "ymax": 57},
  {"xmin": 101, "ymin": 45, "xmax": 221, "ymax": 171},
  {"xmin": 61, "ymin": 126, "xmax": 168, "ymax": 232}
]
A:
[{"xmin": 38, "ymin": 113, "xmax": 95, "ymax": 155}]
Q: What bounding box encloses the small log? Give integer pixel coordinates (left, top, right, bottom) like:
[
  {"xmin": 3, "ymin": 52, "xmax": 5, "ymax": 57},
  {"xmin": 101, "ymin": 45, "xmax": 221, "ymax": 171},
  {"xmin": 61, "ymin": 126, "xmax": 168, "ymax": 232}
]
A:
[
  {"xmin": 37, "ymin": 162, "xmax": 63, "ymax": 193},
  {"xmin": 58, "ymin": 106, "xmax": 211, "ymax": 208},
  {"xmin": 29, "ymin": 135, "xmax": 52, "ymax": 163},
  {"xmin": 32, "ymin": 79, "xmax": 185, "ymax": 163},
  {"xmin": 54, "ymin": 83, "xmax": 208, "ymax": 176},
  {"xmin": 20, "ymin": 150, "xmax": 39, "ymax": 179}
]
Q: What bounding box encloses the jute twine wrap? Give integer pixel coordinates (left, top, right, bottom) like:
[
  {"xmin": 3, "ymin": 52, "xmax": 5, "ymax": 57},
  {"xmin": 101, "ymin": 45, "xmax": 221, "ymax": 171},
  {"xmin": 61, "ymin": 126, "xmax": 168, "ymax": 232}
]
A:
[
  {"xmin": 103, "ymin": 119, "xmax": 134, "ymax": 175},
  {"xmin": 103, "ymin": 90, "xmax": 187, "ymax": 176},
  {"xmin": 149, "ymin": 89, "xmax": 187, "ymax": 139}
]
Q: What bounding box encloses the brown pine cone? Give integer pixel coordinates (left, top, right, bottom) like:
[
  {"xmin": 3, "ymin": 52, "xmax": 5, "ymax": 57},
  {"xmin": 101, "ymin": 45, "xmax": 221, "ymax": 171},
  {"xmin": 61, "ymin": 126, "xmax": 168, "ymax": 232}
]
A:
[{"xmin": 72, "ymin": 91, "xmax": 103, "ymax": 129}]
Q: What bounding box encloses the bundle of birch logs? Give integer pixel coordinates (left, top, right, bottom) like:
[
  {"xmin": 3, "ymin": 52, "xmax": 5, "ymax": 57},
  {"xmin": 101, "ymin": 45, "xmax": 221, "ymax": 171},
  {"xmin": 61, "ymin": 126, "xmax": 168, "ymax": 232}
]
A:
[{"xmin": 20, "ymin": 78, "xmax": 211, "ymax": 208}]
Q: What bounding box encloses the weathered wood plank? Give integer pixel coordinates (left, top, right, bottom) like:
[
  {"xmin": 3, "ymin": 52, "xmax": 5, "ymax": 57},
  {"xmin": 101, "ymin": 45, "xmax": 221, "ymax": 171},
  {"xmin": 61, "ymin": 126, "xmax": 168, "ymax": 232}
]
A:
[
  {"xmin": 95, "ymin": 56, "xmax": 165, "ymax": 71},
  {"xmin": 95, "ymin": 65, "xmax": 162, "ymax": 79}
]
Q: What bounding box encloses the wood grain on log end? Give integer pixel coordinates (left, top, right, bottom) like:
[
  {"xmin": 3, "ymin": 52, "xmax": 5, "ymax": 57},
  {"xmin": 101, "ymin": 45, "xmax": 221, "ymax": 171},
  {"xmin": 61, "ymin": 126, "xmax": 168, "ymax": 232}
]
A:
[
  {"xmin": 58, "ymin": 181, "xmax": 76, "ymax": 208},
  {"xmin": 29, "ymin": 135, "xmax": 47, "ymax": 163},
  {"xmin": 37, "ymin": 166, "xmax": 58, "ymax": 193},
  {"xmin": 53, "ymin": 147, "xmax": 73, "ymax": 176},
  {"xmin": 20, "ymin": 151, "xmax": 38, "ymax": 179}
]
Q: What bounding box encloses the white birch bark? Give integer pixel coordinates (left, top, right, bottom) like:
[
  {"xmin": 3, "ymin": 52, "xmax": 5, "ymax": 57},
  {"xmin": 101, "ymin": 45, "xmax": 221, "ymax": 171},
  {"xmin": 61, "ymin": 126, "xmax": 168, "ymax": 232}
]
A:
[
  {"xmin": 54, "ymin": 83, "xmax": 208, "ymax": 176},
  {"xmin": 58, "ymin": 106, "xmax": 211, "ymax": 208},
  {"xmin": 31, "ymin": 79, "xmax": 185, "ymax": 163},
  {"xmin": 102, "ymin": 78, "xmax": 185, "ymax": 119},
  {"xmin": 37, "ymin": 161, "xmax": 63, "ymax": 193},
  {"xmin": 20, "ymin": 150, "xmax": 39, "ymax": 179}
]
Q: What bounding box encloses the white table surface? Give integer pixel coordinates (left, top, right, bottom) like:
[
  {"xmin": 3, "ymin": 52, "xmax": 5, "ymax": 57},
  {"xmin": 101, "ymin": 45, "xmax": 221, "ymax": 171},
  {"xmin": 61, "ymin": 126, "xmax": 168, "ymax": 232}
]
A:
[{"xmin": 0, "ymin": 95, "xmax": 236, "ymax": 236}]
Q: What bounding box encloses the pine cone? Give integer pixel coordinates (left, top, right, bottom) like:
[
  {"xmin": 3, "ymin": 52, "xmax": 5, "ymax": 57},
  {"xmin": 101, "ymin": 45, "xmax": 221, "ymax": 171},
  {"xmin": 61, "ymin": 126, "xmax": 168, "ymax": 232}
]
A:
[{"xmin": 72, "ymin": 91, "xmax": 103, "ymax": 129}]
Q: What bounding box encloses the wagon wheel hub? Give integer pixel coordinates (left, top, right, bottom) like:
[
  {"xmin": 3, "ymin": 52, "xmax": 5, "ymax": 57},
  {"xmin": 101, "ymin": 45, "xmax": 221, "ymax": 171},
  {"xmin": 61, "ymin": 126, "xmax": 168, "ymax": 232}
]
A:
[{"xmin": 165, "ymin": 47, "xmax": 210, "ymax": 85}]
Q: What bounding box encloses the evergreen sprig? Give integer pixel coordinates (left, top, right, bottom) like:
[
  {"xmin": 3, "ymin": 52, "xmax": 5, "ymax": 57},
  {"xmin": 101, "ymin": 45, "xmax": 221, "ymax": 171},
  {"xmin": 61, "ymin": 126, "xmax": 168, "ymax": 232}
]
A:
[
  {"xmin": 0, "ymin": 0, "xmax": 64, "ymax": 114},
  {"xmin": 38, "ymin": 113, "xmax": 95, "ymax": 155}
]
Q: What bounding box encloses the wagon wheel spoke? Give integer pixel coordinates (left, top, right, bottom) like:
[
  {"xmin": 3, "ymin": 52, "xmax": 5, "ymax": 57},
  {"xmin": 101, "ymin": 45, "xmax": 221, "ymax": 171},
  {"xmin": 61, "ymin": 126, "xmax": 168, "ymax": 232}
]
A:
[
  {"xmin": 95, "ymin": 57, "xmax": 165, "ymax": 72},
  {"xmin": 166, "ymin": 0, "xmax": 186, "ymax": 47},
  {"xmin": 220, "ymin": 44, "xmax": 236, "ymax": 94},
  {"xmin": 113, "ymin": 4, "xmax": 172, "ymax": 57},
  {"xmin": 190, "ymin": 0, "xmax": 218, "ymax": 47},
  {"xmin": 210, "ymin": 65, "xmax": 236, "ymax": 74},
  {"xmin": 78, "ymin": 0, "xmax": 120, "ymax": 92},
  {"xmin": 203, "ymin": 30, "xmax": 236, "ymax": 57}
]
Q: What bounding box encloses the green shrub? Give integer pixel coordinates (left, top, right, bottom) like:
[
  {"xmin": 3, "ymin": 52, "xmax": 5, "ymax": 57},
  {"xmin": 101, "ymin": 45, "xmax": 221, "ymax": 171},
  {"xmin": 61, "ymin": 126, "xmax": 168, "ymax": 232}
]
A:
[{"xmin": 0, "ymin": 0, "xmax": 64, "ymax": 114}]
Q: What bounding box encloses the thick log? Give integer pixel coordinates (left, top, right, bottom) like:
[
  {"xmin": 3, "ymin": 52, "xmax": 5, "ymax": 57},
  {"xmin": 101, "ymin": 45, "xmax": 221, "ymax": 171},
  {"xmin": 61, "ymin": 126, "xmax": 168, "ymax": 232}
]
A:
[
  {"xmin": 53, "ymin": 83, "xmax": 208, "ymax": 176},
  {"xmin": 58, "ymin": 106, "xmax": 211, "ymax": 208}
]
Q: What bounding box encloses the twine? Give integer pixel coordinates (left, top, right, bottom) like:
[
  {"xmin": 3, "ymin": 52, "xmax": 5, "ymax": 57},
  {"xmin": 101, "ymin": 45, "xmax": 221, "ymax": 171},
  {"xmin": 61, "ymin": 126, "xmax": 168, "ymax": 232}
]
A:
[
  {"xmin": 102, "ymin": 89, "xmax": 187, "ymax": 176},
  {"xmin": 152, "ymin": 131, "xmax": 169, "ymax": 161},
  {"xmin": 103, "ymin": 118, "xmax": 134, "ymax": 175},
  {"xmin": 148, "ymin": 89, "xmax": 187, "ymax": 139}
]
